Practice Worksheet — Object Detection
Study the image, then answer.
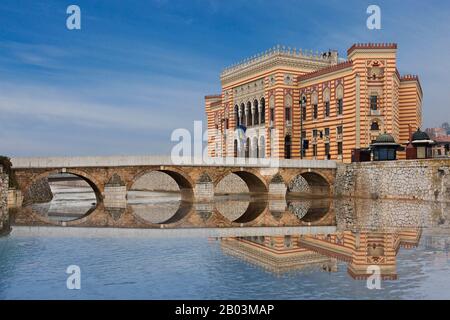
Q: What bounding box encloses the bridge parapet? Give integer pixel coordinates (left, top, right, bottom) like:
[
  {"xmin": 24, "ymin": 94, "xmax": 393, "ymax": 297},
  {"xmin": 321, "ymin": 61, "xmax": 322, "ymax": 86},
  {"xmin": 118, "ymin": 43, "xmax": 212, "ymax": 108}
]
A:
[{"xmin": 11, "ymin": 156, "xmax": 337, "ymax": 169}]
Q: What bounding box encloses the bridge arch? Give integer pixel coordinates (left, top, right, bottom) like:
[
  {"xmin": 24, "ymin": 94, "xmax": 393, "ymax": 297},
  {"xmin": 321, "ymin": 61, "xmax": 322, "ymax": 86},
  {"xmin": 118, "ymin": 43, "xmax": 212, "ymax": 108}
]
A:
[
  {"xmin": 287, "ymin": 171, "xmax": 331, "ymax": 197},
  {"xmin": 22, "ymin": 169, "xmax": 103, "ymax": 204},
  {"xmin": 214, "ymin": 169, "xmax": 268, "ymax": 194},
  {"xmin": 19, "ymin": 169, "xmax": 102, "ymax": 225},
  {"xmin": 128, "ymin": 167, "xmax": 195, "ymax": 201}
]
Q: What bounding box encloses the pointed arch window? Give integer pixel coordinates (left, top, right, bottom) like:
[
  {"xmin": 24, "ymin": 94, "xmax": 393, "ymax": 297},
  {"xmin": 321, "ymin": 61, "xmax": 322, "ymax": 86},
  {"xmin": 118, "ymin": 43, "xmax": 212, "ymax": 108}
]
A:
[
  {"xmin": 336, "ymin": 85, "xmax": 344, "ymax": 115},
  {"xmin": 323, "ymin": 87, "xmax": 330, "ymax": 117},
  {"xmin": 312, "ymin": 91, "xmax": 318, "ymax": 120},
  {"xmin": 260, "ymin": 98, "xmax": 266, "ymax": 124},
  {"xmin": 253, "ymin": 99, "xmax": 259, "ymax": 125},
  {"xmin": 300, "ymin": 95, "xmax": 307, "ymax": 121},
  {"xmin": 371, "ymin": 121, "xmax": 380, "ymax": 131}
]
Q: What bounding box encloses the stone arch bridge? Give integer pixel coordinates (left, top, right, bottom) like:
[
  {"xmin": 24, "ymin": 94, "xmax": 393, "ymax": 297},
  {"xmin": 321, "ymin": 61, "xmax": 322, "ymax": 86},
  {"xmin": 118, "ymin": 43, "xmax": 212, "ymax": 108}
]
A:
[{"xmin": 11, "ymin": 156, "xmax": 337, "ymax": 203}]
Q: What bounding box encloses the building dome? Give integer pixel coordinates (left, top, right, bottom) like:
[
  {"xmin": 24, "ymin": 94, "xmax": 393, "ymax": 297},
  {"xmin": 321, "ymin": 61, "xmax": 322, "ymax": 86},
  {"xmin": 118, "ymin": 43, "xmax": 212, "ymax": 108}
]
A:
[
  {"xmin": 375, "ymin": 133, "xmax": 396, "ymax": 144},
  {"xmin": 412, "ymin": 128, "xmax": 430, "ymax": 142}
]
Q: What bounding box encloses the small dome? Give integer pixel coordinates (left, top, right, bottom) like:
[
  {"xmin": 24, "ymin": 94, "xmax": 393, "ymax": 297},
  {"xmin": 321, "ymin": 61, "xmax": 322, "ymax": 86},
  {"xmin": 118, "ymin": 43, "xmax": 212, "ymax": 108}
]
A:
[
  {"xmin": 375, "ymin": 133, "xmax": 396, "ymax": 144},
  {"xmin": 412, "ymin": 128, "xmax": 430, "ymax": 141}
]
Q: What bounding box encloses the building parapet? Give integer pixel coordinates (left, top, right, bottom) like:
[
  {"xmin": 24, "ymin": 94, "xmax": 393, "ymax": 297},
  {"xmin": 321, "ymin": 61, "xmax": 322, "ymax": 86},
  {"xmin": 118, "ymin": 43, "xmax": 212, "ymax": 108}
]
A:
[
  {"xmin": 347, "ymin": 43, "xmax": 397, "ymax": 55},
  {"xmin": 399, "ymin": 74, "xmax": 422, "ymax": 96},
  {"xmin": 220, "ymin": 45, "xmax": 337, "ymax": 84},
  {"xmin": 400, "ymin": 74, "xmax": 419, "ymax": 82}
]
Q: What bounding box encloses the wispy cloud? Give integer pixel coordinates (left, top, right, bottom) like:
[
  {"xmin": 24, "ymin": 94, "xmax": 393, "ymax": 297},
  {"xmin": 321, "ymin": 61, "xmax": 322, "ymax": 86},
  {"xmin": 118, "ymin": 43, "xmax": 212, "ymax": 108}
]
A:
[{"xmin": 0, "ymin": 79, "xmax": 206, "ymax": 132}]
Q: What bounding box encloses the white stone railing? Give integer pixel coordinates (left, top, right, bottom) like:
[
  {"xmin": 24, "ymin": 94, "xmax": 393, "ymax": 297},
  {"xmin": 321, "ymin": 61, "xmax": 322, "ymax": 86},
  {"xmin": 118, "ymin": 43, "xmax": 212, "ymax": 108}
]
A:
[
  {"xmin": 11, "ymin": 155, "xmax": 337, "ymax": 169},
  {"xmin": 221, "ymin": 45, "xmax": 335, "ymax": 77}
]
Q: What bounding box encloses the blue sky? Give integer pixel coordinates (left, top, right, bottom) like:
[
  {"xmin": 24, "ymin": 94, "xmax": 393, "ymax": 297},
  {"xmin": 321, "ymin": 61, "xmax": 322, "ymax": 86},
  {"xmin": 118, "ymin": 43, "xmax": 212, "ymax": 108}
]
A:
[{"xmin": 0, "ymin": 0, "xmax": 449, "ymax": 156}]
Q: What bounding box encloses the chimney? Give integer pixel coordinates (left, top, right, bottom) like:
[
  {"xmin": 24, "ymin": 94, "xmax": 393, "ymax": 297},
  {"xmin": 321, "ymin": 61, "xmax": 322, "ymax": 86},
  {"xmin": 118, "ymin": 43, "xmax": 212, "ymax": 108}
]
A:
[{"xmin": 406, "ymin": 124, "xmax": 416, "ymax": 159}]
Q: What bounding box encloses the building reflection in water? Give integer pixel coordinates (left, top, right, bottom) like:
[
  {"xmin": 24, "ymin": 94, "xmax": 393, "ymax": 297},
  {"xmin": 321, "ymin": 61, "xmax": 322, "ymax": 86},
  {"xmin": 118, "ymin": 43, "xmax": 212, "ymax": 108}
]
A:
[
  {"xmin": 221, "ymin": 235, "xmax": 338, "ymax": 274},
  {"xmin": 220, "ymin": 228, "xmax": 422, "ymax": 280}
]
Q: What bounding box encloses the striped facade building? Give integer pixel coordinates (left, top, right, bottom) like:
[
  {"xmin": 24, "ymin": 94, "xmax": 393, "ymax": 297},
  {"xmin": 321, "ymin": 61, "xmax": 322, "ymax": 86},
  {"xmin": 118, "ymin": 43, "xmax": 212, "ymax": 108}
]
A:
[{"xmin": 205, "ymin": 43, "xmax": 422, "ymax": 163}]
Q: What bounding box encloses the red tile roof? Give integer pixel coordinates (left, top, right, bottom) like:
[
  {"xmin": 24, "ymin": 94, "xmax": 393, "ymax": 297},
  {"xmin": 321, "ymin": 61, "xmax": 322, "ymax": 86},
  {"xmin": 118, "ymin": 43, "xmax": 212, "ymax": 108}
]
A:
[
  {"xmin": 434, "ymin": 136, "xmax": 450, "ymax": 143},
  {"xmin": 205, "ymin": 94, "xmax": 222, "ymax": 100}
]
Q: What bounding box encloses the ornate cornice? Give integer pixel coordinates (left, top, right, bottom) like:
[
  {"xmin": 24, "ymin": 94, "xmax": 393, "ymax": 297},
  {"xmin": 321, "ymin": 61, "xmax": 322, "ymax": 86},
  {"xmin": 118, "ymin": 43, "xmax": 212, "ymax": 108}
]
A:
[{"xmin": 221, "ymin": 46, "xmax": 337, "ymax": 86}]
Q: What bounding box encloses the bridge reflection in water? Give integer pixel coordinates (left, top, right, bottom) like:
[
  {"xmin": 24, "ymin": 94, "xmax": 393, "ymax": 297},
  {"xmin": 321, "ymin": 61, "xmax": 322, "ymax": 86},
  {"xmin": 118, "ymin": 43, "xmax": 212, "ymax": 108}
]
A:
[{"xmin": 14, "ymin": 185, "xmax": 335, "ymax": 228}]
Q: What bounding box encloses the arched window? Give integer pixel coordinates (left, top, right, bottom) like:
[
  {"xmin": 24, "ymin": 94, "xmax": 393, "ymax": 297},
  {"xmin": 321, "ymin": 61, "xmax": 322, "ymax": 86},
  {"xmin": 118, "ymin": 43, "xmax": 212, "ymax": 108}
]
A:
[
  {"xmin": 300, "ymin": 94, "xmax": 307, "ymax": 121},
  {"xmin": 370, "ymin": 94, "xmax": 378, "ymax": 111},
  {"xmin": 253, "ymin": 99, "xmax": 259, "ymax": 125},
  {"xmin": 259, "ymin": 136, "xmax": 265, "ymax": 158},
  {"xmin": 371, "ymin": 121, "xmax": 380, "ymax": 131},
  {"xmin": 336, "ymin": 85, "xmax": 344, "ymax": 115},
  {"xmin": 234, "ymin": 139, "xmax": 238, "ymax": 158},
  {"xmin": 246, "ymin": 101, "xmax": 252, "ymax": 126},
  {"xmin": 312, "ymin": 91, "xmax": 318, "ymax": 120},
  {"xmin": 269, "ymin": 95, "xmax": 275, "ymax": 124},
  {"xmin": 260, "ymin": 98, "xmax": 266, "ymax": 124},
  {"xmin": 323, "ymin": 87, "xmax": 330, "ymax": 117},
  {"xmin": 245, "ymin": 137, "xmax": 250, "ymax": 158},
  {"xmin": 234, "ymin": 105, "xmax": 239, "ymax": 127},
  {"xmin": 284, "ymin": 135, "xmax": 292, "ymax": 159},
  {"xmin": 222, "ymin": 107, "xmax": 228, "ymax": 130},
  {"xmin": 285, "ymin": 94, "xmax": 292, "ymax": 124},
  {"xmin": 240, "ymin": 103, "xmax": 245, "ymax": 126},
  {"xmin": 252, "ymin": 136, "xmax": 258, "ymax": 158}
]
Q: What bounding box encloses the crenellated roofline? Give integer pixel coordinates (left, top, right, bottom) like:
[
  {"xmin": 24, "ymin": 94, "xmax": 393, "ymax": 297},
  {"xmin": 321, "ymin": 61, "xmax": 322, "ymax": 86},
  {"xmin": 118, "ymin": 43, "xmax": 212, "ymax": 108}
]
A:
[{"xmin": 347, "ymin": 43, "xmax": 398, "ymax": 55}]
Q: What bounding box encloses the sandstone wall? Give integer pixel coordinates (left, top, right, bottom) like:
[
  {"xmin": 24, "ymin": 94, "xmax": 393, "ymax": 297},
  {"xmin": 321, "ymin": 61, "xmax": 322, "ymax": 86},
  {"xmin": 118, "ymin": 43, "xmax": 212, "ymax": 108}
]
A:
[
  {"xmin": 335, "ymin": 159, "xmax": 450, "ymax": 202},
  {"xmin": 0, "ymin": 165, "xmax": 9, "ymax": 235}
]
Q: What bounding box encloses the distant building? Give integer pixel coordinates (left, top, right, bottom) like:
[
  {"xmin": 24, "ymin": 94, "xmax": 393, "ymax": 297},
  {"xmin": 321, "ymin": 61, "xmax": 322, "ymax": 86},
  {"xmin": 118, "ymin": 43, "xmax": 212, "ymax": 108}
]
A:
[
  {"xmin": 432, "ymin": 136, "xmax": 450, "ymax": 157},
  {"xmin": 425, "ymin": 126, "xmax": 450, "ymax": 157},
  {"xmin": 425, "ymin": 127, "xmax": 447, "ymax": 139},
  {"xmin": 206, "ymin": 43, "xmax": 423, "ymax": 163}
]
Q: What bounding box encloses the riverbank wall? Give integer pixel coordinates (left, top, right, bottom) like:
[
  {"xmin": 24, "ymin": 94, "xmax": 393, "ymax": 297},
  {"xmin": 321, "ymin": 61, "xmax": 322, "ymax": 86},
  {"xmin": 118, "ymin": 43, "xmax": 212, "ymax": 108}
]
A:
[
  {"xmin": 1, "ymin": 165, "xmax": 10, "ymax": 235},
  {"xmin": 335, "ymin": 159, "xmax": 450, "ymax": 202}
]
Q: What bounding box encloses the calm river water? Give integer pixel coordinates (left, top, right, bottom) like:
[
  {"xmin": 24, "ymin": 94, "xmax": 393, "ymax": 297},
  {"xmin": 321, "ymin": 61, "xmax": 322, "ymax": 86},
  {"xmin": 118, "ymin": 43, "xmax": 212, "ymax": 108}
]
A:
[{"xmin": 1, "ymin": 183, "xmax": 450, "ymax": 299}]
